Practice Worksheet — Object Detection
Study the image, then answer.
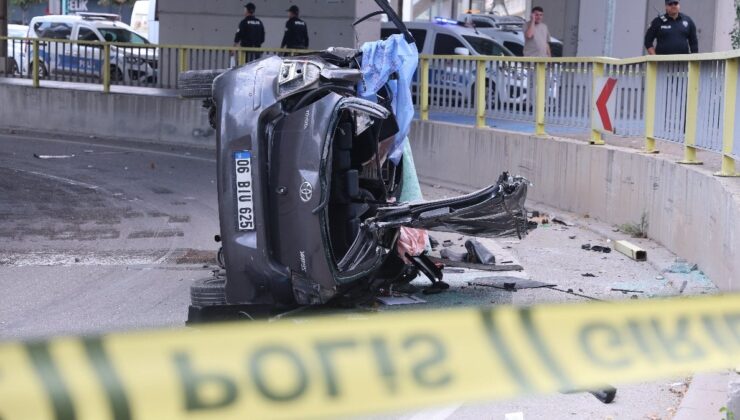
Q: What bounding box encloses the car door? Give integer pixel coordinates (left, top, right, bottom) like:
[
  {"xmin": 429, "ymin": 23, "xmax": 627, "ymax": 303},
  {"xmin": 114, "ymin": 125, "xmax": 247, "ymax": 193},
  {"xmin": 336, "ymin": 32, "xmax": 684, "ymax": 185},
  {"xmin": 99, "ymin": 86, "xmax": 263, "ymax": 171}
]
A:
[
  {"xmin": 34, "ymin": 21, "xmax": 74, "ymax": 75},
  {"xmin": 430, "ymin": 33, "xmax": 469, "ymax": 102},
  {"xmin": 74, "ymin": 25, "xmax": 103, "ymax": 78}
]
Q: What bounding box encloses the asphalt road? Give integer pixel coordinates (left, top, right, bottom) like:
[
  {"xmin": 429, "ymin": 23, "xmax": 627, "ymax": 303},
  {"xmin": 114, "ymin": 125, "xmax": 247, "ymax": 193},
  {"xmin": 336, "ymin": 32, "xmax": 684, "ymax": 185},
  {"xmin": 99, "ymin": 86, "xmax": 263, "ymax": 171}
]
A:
[
  {"xmin": 0, "ymin": 133, "xmax": 710, "ymax": 419},
  {"xmin": 0, "ymin": 132, "xmax": 220, "ymax": 339}
]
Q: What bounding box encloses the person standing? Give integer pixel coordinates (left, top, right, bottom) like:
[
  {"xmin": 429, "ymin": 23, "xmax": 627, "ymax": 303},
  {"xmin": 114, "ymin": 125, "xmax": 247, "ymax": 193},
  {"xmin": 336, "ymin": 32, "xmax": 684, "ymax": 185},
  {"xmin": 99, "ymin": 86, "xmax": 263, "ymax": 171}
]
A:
[
  {"xmin": 523, "ymin": 6, "xmax": 551, "ymax": 57},
  {"xmin": 281, "ymin": 5, "xmax": 309, "ymax": 50},
  {"xmin": 644, "ymin": 0, "xmax": 698, "ymax": 55},
  {"xmin": 233, "ymin": 3, "xmax": 265, "ymax": 62}
]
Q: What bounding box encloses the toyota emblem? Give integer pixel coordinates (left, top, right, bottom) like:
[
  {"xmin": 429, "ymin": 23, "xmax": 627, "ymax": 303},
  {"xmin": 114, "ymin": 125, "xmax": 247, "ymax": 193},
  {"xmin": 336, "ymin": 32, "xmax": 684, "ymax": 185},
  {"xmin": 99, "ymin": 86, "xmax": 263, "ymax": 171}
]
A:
[{"xmin": 299, "ymin": 181, "xmax": 313, "ymax": 202}]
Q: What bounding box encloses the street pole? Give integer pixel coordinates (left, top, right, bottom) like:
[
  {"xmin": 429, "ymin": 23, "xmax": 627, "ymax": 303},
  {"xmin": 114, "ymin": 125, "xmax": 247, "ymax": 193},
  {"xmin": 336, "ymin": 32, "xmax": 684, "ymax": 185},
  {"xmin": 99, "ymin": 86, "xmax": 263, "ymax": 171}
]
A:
[
  {"xmin": 0, "ymin": 0, "xmax": 8, "ymax": 73},
  {"xmin": 604, "ymin": 0, "xmax": 616, "ymax": 57}
]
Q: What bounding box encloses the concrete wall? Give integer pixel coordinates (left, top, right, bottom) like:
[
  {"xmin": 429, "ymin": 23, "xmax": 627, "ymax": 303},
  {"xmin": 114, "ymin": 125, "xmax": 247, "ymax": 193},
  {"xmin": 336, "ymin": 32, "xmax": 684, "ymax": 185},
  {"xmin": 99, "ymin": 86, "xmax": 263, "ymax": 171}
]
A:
[
  {"xmin": 157, "ymin": 0, "xmax": 381, "ymax": 50},
  {"xmin": 0, "ymin": 84, "xmax": 213, "ymax": 148},
  {"xmin": 409, "ymin": 120, "xmax": 740, "ymax": 290}
]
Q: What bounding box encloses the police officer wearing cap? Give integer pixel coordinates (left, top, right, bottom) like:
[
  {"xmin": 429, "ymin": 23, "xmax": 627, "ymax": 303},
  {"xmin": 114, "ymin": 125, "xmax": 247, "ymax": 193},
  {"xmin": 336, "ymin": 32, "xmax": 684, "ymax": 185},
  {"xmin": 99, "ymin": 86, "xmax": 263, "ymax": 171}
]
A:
[
  {"xmin": 644, "ymin": 0, "xmax": 698, "ymax": 55},
  {"xmin": 281, "ymin": 5, "xmax": 309, "ymax": 49},
  {"xmin": 234, "ymin": 2, "xmax": 265, "ymax": 61}
]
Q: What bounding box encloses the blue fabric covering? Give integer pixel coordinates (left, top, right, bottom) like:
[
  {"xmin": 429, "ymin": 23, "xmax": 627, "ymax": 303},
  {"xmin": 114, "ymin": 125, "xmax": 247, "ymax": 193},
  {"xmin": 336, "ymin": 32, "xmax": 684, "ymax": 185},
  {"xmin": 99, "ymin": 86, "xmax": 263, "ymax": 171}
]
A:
[{"xmin": 358, "ymin": 34, "xmax": 418, "ymax": 164}]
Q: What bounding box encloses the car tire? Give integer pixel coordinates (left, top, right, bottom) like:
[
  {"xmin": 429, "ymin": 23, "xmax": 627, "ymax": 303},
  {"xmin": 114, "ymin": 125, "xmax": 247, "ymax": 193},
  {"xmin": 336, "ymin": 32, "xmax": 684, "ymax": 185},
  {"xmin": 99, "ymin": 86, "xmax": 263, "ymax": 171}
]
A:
[
  {"xmin": 110, "ymin": 66, "xmax": 124, "ymax": 83},
  {"xmin": 179, "ymin": 69, "xmax": 225, "ymax": 99},
  {"xmin": 190, "ymin": 275, "xmax": 227, "ymax": 306},
  {"xmin": 31, "ymin": 61, "xmax": 49, "ymax": 79}
]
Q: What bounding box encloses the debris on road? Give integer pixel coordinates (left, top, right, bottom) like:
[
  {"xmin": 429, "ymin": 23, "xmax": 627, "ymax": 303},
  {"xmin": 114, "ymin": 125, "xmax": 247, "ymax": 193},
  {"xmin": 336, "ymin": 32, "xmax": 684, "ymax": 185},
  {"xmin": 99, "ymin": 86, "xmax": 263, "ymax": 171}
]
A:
[
  {"xmin": 591, "ymin": 245, "xmax": 612, "ymax": 253},
  {"xmin": 440, "ymin": 248, "xmax": 467, "ymax": 262},
  {"xmin": 552, "ymin": 217, "xmax": 575, "ymax": 227},
  {"xmin": 569, "ymin": 235, "xmax": 576, "ymax": 239},
  {"xmin": 614, "ymin": 240, "xmax": 647, "ymax": 261},
  {"xmin": 377, "ymin": 295, "xmax": 426, "ymax": 305},
  {"xmin": 582, "ymin": 243, "xmax": 592, "ymax": 250},
  {"xmin": 550, "ymin": 287, "xmax": 603, "ymax": 301},
  {"xmin": 33, "ymin": 153, "xmax": 75, "ymax": 159},
  {"xmin": 582, "ymin": 273, "xmax": 597, "ymax": 277},
  {"xmin": 469, "ymin": 277, "xmax": 556, "ymax": 291},
  {"xmin": 464, "ymin": 239, "xmax": 496, "ymax": 265},
  {"xmin": 611, "ymin": 288, "xmax": 645, "ymax": 294},
  {"xmin": 428, "ymin": 256, "xmax": 524, "ymax": 272}
]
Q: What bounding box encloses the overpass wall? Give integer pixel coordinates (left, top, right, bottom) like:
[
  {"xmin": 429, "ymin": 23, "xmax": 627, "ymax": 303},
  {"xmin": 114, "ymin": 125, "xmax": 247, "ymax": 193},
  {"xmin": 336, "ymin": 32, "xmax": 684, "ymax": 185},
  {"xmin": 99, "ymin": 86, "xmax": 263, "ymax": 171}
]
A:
[
  {"xmin": 409, "ymin": 120, "xmax": 740, "ymax": 290},
  {"xmin": 0, "ymin": 84, "xmax": 212, "ymax": 148}
]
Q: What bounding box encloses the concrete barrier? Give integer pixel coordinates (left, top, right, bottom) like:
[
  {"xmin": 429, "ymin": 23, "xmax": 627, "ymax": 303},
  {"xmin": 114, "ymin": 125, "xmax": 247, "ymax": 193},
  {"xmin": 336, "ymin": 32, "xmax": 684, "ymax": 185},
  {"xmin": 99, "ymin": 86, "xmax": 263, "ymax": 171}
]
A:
[
  {"xmin": 0, "ymin": 83, "xmax": 214, "ymax": 148},
  {"xmin": 409, "ymin": 120, "xmax": 740, "ymax": 291}
]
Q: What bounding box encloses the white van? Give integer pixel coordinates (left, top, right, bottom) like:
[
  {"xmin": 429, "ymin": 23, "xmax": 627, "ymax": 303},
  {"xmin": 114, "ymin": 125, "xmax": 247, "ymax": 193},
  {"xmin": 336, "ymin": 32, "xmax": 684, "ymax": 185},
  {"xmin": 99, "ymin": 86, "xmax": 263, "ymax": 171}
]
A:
[
  {"xmin": 27, "ymin": 13, "xmax": 158, "ymax": 83},
  {"xmin": 381, "ymin": 19, "xmax": 530, "ymax": 106},
  {"xmin": 130, "ymin": 0, "xmax": 158, "ymax": 44}
]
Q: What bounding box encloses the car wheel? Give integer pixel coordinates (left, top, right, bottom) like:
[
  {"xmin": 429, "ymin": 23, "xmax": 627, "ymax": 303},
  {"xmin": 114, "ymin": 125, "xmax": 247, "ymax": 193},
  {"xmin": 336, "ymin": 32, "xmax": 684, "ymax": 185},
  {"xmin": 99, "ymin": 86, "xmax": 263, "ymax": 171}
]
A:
[
  {"xmin": 110, "ymin": 66, "xmax": 124, "ymax": 83},
  {"xmin": 470, "ymin": 81, "xmax": 497, "ymax": 109},
  {"xmin": 179, "ymin": 69, "xmax": 225, "ymax": 99},
  {"xmin": 190, "ymin": 275, "xmax": 227, "ymax": 306},
  {"xmin": 31, "ymin": 61, "xmax": 49, "ymax": 79},
  {"xmin": 8, "ymin": 59, "xmax": 19, "ymax": 75}
]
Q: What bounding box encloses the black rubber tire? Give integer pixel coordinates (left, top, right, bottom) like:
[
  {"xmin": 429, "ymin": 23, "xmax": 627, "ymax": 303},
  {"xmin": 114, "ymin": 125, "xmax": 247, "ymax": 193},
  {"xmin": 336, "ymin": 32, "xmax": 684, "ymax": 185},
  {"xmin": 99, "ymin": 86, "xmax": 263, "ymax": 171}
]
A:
[
  {"xmin": 179, "ymin": 69, "xmax": 225, "ymax": 99},
  {"xmin": 110, "ymin": 66, "xmax": 124, "ymax": 83},
  {"xmin": 31, "ymin": 61, "xmax": 49, "ymax": 79},
  {"xmin": 190, "ymin": 275, "xmax": 227, "ymax": 306}
]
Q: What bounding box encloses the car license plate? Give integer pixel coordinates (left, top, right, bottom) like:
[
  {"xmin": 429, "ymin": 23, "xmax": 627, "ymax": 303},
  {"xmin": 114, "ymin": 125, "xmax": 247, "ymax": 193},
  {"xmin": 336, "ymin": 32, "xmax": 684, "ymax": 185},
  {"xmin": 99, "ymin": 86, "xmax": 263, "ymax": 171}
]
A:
[{"xmin": 234, "ymin": 151, "xmax": 255, "ymax": 231}]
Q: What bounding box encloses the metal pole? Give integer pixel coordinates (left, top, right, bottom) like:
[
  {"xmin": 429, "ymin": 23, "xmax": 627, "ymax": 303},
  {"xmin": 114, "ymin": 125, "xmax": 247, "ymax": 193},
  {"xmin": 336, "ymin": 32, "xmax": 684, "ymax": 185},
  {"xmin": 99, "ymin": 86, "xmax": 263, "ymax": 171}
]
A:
[{"xmin": 603, "ymin": 0, "xmax": 616, "ymax": 57}]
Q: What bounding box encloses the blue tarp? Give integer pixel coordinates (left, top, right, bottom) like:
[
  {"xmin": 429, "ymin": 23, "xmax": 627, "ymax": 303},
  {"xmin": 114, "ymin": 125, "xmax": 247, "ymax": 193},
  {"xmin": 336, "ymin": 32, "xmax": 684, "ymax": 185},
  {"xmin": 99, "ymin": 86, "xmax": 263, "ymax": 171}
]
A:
[{"xmin": 358, "ymin": 34, "xmax": 418, "ymax": 165}]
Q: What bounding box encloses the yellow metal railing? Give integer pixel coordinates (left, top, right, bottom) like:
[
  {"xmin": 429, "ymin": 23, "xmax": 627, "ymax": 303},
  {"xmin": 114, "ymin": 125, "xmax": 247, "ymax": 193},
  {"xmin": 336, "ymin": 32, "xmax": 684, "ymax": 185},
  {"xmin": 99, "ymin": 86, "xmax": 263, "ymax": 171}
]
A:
[
  {"xmin": 1, "ymin": 36, "xmax": 738, "ymax": 176},
  {"xmin": 417, "ymin": 51, "xmax": 740, "ymax": 176}
]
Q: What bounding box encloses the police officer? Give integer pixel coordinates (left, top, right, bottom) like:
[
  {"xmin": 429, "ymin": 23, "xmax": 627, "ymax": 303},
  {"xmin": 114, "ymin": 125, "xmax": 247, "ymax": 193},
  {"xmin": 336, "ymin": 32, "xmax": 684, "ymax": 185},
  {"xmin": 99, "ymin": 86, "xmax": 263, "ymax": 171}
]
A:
[
  {"xmin": 644, "ymin": 0, "xmax": 698, "ymax": 55},
  {"xmin": 233, "ymin": 3, "xmax": 265, "ymax": 61},
  {"xmin": 281, "ymin": 5, "xmax": 309, "ymax": 49}
]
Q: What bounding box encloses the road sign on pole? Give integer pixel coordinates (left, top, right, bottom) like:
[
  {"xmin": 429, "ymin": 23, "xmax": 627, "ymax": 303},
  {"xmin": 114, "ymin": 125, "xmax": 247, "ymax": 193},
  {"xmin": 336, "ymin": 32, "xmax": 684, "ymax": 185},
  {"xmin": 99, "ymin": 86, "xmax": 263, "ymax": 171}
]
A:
[{"xmin": 592, "ymin": 76, "xmax": 618, "ymax": 133}]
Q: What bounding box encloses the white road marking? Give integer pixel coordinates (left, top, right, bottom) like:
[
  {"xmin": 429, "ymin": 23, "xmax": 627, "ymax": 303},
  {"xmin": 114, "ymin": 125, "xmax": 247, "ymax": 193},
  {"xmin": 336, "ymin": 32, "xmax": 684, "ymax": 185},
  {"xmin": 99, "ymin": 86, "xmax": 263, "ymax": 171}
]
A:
[
  {"xmin": 400, "ymin": 403, "xmax": 463, "ymax": 420},
  {"xmin": 0, "ymin": 133, "xmax": 217, "ymax": 163}
]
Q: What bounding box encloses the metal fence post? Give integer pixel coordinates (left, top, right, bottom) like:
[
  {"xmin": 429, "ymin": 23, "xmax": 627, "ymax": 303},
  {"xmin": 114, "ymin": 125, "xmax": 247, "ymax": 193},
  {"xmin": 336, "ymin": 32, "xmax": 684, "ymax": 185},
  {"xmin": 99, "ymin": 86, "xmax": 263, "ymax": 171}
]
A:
[
  {"xmin": 590, "ymin": 61, "xmax": 606, "ymax": 145},
  {"xmin": 679, "ymin": 60, "xmax": 702, "ymax": 164},
  {"xmin": 102, "ymin": 43, "xmax": 111, "ymax": 93},
  {"xmin": 717, "ymin": 57, "xmax": 740, "ymax": 177},
  {"xmin": 476, "ymin": 58, "xmax": 486, "ymax": 128},
  {"xmin": 32, "ymin": 39, "xmax": 39, "ymax": 88},
  {"xmin": 643, "ymin": 60, "xmax": 659, "ymax": 153},
  {"xmin": 420, "ymin": 57, "xmax": 429, "ymax": 121},
  {"xmin": 535, "ymin": 61, "xmax": 546, "ymax": 136},
  {"xmin": 238, "ymin": 49, "xmax": 246, "ymax": 66},
  {"xmin": 179, "ymin": 47, "xmax": 188, "ymax": 73}
]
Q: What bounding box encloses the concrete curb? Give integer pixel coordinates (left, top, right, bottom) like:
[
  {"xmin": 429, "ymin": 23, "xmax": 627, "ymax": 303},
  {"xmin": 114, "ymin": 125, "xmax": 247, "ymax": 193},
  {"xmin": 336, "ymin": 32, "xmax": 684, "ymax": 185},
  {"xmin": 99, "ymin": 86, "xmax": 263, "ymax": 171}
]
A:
[{"xmin": 674, "ymin": 371, "xmax": 733, "ymax": 420}]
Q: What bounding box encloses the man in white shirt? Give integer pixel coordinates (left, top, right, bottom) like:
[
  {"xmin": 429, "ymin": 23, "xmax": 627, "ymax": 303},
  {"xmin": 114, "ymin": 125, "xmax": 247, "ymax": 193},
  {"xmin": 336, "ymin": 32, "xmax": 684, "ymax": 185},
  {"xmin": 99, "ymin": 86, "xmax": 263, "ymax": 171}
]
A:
[{"xmin": 523, "ymin": 6, "xmax": 551, "ymax": 57}]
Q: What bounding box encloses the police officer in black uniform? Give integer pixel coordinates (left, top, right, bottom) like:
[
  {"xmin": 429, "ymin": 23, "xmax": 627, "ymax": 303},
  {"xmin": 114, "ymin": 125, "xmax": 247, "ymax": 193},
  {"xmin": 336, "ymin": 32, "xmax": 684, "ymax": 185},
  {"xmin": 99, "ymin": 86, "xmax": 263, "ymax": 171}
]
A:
[
  {"xmin": 644, "ymin": 0, "xmax": 698, "ymax": 55},
  {"xmin": 233, "ymin": 3, "xmax": 265, "ymax": 61},
  {"xmin": 281, "ymin": 5, "xmax": 309, "ymax": 50}
]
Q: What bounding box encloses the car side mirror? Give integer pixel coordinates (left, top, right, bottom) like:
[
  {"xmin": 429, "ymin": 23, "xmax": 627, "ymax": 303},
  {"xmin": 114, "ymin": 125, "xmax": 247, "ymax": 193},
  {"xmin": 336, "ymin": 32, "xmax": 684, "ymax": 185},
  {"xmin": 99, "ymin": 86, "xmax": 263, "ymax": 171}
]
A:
[{"xmin": 454, "ymin": 47, "xmax": 470, "ymax": 56}]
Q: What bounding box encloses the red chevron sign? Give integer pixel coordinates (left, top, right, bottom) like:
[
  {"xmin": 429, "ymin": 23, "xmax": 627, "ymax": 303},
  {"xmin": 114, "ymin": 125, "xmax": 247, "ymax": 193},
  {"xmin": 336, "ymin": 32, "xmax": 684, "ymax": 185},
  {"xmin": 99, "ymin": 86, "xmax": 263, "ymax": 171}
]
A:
[{"xmin": 593, "ymin": 77, "xmax": 618, "ymax": 133}]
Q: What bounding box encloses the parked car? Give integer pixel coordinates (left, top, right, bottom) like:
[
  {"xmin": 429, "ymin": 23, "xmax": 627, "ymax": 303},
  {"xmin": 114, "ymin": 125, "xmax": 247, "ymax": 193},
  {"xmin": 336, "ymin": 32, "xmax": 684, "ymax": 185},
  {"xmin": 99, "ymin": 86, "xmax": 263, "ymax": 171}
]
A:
[
  {"xmin": 27, "ymin": 13, "xmax": 158, "ymax": 83},
  {"xmin": 381, "ymin": 19, "xmax": 531, "ymax": 107},
  {"xmin": 458, "ymin": 13, "xmax": 564, "ymax": 57},
  {"xmin": 179, "ymin": 0, "xmax": 531, "ymax": 319},
  {"xmin": 6, "ymin": 24, "xmax": 29, "ymax": 75}
]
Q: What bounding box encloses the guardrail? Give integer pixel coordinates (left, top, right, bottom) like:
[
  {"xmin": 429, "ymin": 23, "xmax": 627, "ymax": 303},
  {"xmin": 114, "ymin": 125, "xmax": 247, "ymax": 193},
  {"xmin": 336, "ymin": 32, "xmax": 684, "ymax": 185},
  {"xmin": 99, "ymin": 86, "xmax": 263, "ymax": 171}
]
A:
[
  {"xmin": 1, "ymin": 37, "xmax": 738, "ymax": 176},
  {"xmin": 0, "ymin": 36, "xmax": 311, "ymax": 92},
  {"xmin": 417, "ymin": 52, "xmax": 740, "ymax": 177}
]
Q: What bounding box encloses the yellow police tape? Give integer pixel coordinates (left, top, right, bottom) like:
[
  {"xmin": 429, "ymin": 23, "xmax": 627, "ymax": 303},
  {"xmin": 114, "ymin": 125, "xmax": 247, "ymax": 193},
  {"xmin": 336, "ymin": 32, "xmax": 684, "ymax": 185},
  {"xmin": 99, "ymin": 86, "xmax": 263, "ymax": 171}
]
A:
[{"xmin": 1, "ymin": 294, "xmax": 739, "ymax": 420}]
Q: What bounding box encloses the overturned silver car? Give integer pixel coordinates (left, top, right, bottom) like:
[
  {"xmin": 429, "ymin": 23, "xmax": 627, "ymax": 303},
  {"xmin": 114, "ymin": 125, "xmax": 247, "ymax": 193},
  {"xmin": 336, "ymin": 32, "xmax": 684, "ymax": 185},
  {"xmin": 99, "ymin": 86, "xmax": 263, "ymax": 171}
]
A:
[{"xmin": 180, "ymin": 0, "xmax": 530, "ymax": 319}]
